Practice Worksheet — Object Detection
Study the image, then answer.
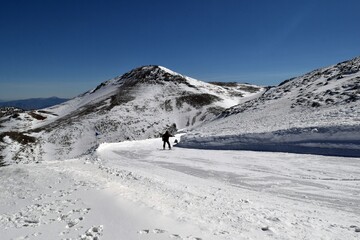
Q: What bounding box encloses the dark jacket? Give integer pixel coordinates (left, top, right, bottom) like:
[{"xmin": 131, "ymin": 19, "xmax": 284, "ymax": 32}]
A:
[{"xmin": 162, "ymin": 131, "xmax": 172, "ymax": 141}]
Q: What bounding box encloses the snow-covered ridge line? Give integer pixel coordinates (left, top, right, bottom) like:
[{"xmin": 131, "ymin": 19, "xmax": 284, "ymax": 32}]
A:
[
  {"xmin": 0, "ymin": 65, "xmax": 264, "ymax": 164},
  {"xmin": 180, "ymin": 56, "xmax": 360, "ymax": 157}
]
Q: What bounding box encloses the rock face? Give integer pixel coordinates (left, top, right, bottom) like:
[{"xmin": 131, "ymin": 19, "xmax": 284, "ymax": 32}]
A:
[
  {"xmin": 0, "ymin": 107, "xmax": 24, "ymax": 118},
  {"xmin": 0, "ymin": 65, "xmax": 264, "ymax": 163}
]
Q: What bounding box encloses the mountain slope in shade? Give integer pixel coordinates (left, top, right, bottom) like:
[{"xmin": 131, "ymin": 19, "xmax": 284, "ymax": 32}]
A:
[
  {"xmin": 0, "ymin": 65, "xmax": 264, "ymax": 163},
  {"xmin": 179, "ymin": 57, "xmax": 360, "ymax": 157}
]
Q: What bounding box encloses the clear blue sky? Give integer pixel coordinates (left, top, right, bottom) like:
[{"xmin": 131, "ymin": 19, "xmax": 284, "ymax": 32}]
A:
[{"xmin": 0, "ymin": 0, "xmax": 359, "ymax": 100}]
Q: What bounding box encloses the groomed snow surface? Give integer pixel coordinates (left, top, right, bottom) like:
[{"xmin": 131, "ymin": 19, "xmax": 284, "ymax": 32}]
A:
[{"xmin": 1, "ymin": 136, "xmax": 360, "ymax": 239}]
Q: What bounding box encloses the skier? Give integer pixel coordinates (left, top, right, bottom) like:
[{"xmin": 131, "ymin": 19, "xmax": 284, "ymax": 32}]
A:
[{"xmin": 162, "ymin": 130, "xmax": 173, "ymax": 150}]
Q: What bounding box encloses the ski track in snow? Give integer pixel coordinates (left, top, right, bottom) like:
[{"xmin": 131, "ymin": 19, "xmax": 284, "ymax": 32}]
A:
[{"xmin": 1, "ymin": 136, "xmax": 359, "ymax": 239}]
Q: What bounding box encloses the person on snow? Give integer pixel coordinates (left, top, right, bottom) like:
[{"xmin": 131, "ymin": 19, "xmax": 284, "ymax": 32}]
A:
[{"xmin": 162, "ymin": 130, "xmax": 173, "ymax": 150}]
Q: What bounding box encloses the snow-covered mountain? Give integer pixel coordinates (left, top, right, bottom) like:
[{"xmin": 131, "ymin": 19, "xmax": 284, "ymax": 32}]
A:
[
  {"xmin": 179, "ymin": 57, "xmax": 360, "ymax": 157},
  {"xmin": 1, "ymin": 61, "xmax": 359, "ymax": 240},
  {"xmin": 0, "ymin": 66, "xmax": 264, "ymax": 163}
]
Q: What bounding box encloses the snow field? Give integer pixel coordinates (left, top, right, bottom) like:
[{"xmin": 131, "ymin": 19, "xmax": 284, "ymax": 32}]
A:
[
  {"xmin": 95, "ymin": 137, "xmax": 360, "ymax": 239},
  {"xmin": 1, "ymin": 136, "xmax": 360, "ymax": 239}
]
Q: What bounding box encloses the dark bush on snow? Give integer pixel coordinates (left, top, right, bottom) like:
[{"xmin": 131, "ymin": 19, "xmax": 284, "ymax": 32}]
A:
[
  {"xmin": 176, "ymin": 93, "xmax": 221, "ymax": 109},
  {"xmin": 0, "ymin": 132, "xmax": 36, "ymax": 144}
]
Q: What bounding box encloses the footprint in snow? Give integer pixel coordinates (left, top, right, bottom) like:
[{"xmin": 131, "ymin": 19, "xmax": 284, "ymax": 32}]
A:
[
  {"xmin": 12, "ymin": 235, "xmax": 29, "ymax": 240},
  {"xmin": 186, "ymin": 236, "xmax": 202, "ymax": 240},
  {"xmin": 170, "ymin": 234, "xmax": 182, "ymax": 238},
  {"xmin": 66, "ymin": 217, "xmax": 84, "ymax": 228},
  {"xmin": 266, "ymin": 216, "xmax": 281, "ymax": 222},
  {"xmin": 137, "ymin": 229, "xmax": 202, "ymax": 239},
  {"xmin": 214, "ymin": 230, "xmax": 229, "ymax": 235},
  {"xmin": 261, "ymin": 226, "xmax": 270, "ymax": 231},
  {"xmin": 138, "ymin": 229, "xmax": 166, "ymax": 234},
  {"xmin": 79, "ymin": 225, "xmax": 104, "ymax": 240},
  {"xmin": 138, "ymin": 229, "xmax": 150, "ymax": 234},
  {"xmin": 153, "ymin": 228, "xmax": 166, "ymax": 234}
]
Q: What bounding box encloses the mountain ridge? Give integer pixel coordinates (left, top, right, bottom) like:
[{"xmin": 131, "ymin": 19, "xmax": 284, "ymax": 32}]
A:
[
  {"xmin": 1, "ymin": 56, "xmax": 359, "ymax": 163},
  {"xmin": 0, "ymin": 65, "xmax": 264, "ymax": 163},
  {"xmin": 179, "ymin": 56, "xmax": 360, "ymax": 157}
]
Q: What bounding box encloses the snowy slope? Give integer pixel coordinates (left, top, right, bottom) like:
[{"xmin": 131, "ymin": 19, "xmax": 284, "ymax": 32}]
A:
[
  {"xmin": 0, "ymin": 66, "xmax": 264, "ymax": 163},
  {"xmin": 1, "ymin": 136, "xmax": 359, "ymax": 239},
  {"xmin": 179, "ymin": 57, "xmax": 360, "ymax": 157}
]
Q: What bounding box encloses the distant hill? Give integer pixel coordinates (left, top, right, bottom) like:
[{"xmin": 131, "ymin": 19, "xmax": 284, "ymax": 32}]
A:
[{"xmin": 0, "ymin": 97, "xmax": 69, "ymax": 110}]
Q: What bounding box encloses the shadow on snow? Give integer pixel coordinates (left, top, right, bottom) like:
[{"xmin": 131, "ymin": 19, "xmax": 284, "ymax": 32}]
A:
[{"xmin": 178, "ymin": 125, "xmax": 360, "ymax": 158}]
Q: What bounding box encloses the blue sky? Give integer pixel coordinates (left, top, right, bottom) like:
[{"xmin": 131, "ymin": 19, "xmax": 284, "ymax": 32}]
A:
[{"xmin": 0, "ymin": 0, "xmax": 359, "ymax": 100}]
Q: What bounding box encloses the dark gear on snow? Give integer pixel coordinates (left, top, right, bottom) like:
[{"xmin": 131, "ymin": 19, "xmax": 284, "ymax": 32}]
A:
[{"xmin": 162, "ymin": 131, "xmax": 173, "ymax": 149}]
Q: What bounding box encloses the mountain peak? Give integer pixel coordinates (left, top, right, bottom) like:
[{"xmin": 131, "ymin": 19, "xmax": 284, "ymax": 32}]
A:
[
  {"xmin": 119, "ymin": 65, "xmax": 188, "ymax": 86},
  {"xmin": 88, "ymin": 65, "xmax": 179, "ymax": 95}
]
